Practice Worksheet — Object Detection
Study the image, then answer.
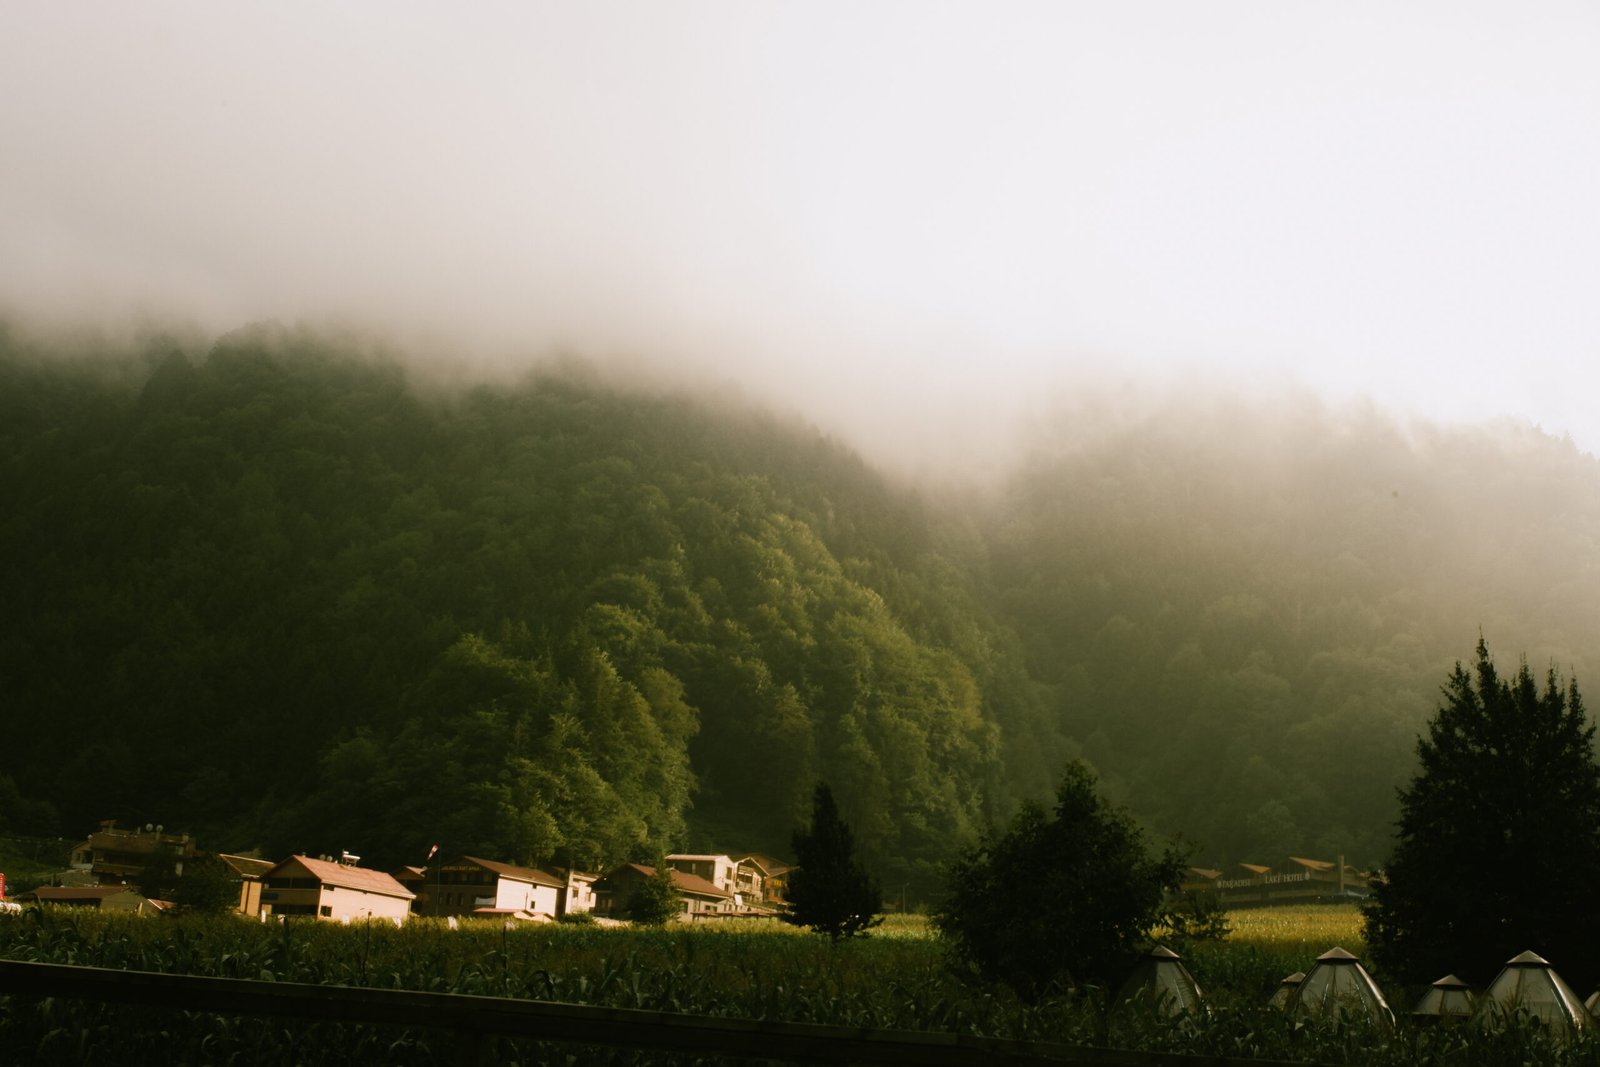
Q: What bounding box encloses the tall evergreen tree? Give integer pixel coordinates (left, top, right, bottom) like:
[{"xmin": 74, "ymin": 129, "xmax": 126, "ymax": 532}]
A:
[
  {"xmin": 785, "ymin": 782, "xmax": 883, "ymax": 939},
  {"xmin": 1364, "ymin": 639, "xmax": 1600, "ymax": 988}
]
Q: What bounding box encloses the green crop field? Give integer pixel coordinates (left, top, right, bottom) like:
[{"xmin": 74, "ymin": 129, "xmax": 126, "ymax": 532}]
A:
[{"xmin": 1, "ymin": 905, "xmax": 1596, "ymax": 1065}]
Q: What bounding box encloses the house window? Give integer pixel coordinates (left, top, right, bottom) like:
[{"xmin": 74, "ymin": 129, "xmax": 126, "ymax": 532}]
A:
[{"xmin": 320, "ymin": 905, "xmax": 332, "ymax": 917}]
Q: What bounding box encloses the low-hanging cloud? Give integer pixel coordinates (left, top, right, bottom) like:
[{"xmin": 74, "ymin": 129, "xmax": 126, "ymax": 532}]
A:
[{"xmin": 4, "ymin": 3, "xmax": 1599, "ymax": 478}]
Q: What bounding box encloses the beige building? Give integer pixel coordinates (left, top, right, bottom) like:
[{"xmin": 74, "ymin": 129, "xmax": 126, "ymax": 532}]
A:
[
  {"xmin": 666, "ymin": 853, "xmax": 778, "ymax": 912},
  {"xmin": 559, "ymin": 869, "xmax": 598, "ymax": 916},
  {"xmin": 217, "ymin": 853, "xmax": 275, "ymax": 917},
  {"xmin": 595, "ymin": 863, "xmax": 735, "ymax": 920},
  {"xmin": 259, "ymin": 855, "xmax": 414, "ymax": 924},
  {"xmin": 426, "ymin": 856, "xmax": 565, "ymax": 919}
]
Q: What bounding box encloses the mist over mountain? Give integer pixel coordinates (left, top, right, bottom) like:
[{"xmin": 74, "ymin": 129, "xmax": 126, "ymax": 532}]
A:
[
  {"xmin": 5, "ymin": 322, "xmax": 1599, "ymax": 883},
  {"xmin": 984, "ymin": 395, "xmax": 1600, "ymax": 863}
]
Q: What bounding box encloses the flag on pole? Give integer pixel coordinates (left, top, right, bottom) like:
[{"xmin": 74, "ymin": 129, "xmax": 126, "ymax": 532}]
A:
[{"xmin": 426, "ymin": 844, "xmax": 439, "ymax": 862}]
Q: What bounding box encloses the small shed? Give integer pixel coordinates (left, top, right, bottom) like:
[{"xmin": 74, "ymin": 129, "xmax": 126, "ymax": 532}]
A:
[
  {"xmin": 1113, "ymin": 945, "xmax": 1204, "ymax": 1017},
  {"xmin": 1293, "ymin": 947, "xmax": 1395, "ymax": 1030},
  {"xmin": 1482, "ymin": 950, "xmax": 1591, "ymax": 1035},
  {"xmin": 1411, "ymin": 974, "xmax": 1474, "ymax": 1022}
]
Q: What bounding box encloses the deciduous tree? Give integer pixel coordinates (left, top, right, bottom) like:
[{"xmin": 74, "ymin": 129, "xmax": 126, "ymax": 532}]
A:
[
  {"xmin": 936, "ymin": 760, "xmax": 1184, "ymax": 998},
  {"xmin": 627, "ymin": 856, "xmax": 681, "ymax": 926}
]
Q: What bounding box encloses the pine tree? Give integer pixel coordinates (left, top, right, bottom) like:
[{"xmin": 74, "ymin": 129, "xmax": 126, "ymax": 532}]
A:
[
  {"xmin": 785, "ymin": 782, "xmax": 883, "ymax": 939},
  {"xmin": 1363, "ymin": 639, "xmax": 1600, "ymax": 988}
]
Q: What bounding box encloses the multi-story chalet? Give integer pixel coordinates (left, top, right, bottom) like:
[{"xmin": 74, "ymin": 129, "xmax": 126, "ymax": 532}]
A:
[
  {"xmin": 593, "ymin": 863, "xmax": 734, "ymax": 921},
  {"xmin": 665, "ymin": 853, "xmax": 781, "ymax": 913},
  {"xmin": 259, "ymin": 855, "xmax": 414, "ymax": 924},
  {"xmin": 740, "ymin": 852, "xmax": 793, "ymax": 904},
  {"xmin": 396, "ymin": 859, "xmax": 600, "ymax": 920},
  {"xmin": 68, "ymin": 821, "xmax": 199, "ymax": 885},
  {"xmin": 417, "ymin": 856, "xmax": 567, "ymax": 919}
]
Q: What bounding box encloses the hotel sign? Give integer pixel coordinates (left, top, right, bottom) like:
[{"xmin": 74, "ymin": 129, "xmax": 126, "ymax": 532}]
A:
[{"xmin": 1217, "ymin": 871, "xmax": 1312, "ymax": 890}]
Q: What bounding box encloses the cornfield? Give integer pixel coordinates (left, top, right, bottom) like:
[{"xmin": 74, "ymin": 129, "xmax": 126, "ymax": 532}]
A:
[{"xmin": 2, "ymin": 905, "xmax": 1598, "ymax": 1064}]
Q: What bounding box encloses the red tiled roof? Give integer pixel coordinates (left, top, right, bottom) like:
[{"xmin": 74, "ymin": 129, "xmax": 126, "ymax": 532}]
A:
[
  {"xmin": 669, "ymin": 869, "xmax": 730, "ymax": 898},
  {"xmin": 269, "ymin": 856, "xmax": 415, "ymax": 899},
  {"xmin": 459, "ymin": 856, "xmax": 564, "ymax": 888}
]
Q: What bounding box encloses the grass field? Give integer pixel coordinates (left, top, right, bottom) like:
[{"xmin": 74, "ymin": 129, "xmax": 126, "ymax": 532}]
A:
[{"xmin": 2, "ymin": 903, "xmax": 1596, "ymax": 1065}]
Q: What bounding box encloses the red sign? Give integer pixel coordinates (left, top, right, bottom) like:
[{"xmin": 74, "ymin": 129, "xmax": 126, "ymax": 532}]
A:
[{"xmin": 0, "ymin": 872, "xmax": 7, "ymax": 900}]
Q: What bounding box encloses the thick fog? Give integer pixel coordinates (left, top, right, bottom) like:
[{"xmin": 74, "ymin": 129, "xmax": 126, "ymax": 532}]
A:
[{"xmin": 4, "ymin": 3, "xmax": 1599, "ymax": 477}]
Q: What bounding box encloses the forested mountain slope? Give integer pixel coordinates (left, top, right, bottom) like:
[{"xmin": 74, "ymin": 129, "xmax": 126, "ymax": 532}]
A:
[
  {"xmin": 0, "ymin": 324, "xmax": 1058, "ymax": 888},
  {"xmin": 983, "ymin": 398, "xmax": 1600, "ymax": 864},
  {"xmin": 7, "ymin": 322, "xmax": 1600, "ymax": 880}
]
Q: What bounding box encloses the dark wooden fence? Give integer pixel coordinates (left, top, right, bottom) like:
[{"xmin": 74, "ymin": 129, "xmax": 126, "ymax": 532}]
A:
[{"xmin": 0, "ymin": 959, "xmax": 1318, "ymax": 1066}]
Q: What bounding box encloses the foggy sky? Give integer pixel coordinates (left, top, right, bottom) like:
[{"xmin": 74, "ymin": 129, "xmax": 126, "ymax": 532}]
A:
[{"xmin": 4, "ymin": 3, "xmax": 1599, "ymax": 477}]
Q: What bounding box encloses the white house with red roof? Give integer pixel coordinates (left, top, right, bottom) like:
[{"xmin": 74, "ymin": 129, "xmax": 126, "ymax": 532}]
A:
[
  {"xmin": 259, "ymin": 855, "xmax": 414, "ymax": 924},
  {"xmin": 428, "ymin": 855, "xmax": 566, "ymax": 919}
]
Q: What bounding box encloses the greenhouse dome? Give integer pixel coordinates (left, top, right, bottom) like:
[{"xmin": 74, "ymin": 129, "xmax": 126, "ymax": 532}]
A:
[{"xmin": 1293, "ymin": 947, "xmax": 1394, "ymax": 1030}]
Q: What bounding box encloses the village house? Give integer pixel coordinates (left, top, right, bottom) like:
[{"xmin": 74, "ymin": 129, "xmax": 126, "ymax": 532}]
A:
[
  {"xmin": 258, "ymin": 854, "xmax": 414, "ymax": 924},
  {"xmin": 420, "ymin": 856, "xmax": 566, "ymax": 919},
  {"xmin": 593, "ymin": 863, "xmax": 734, "ymax": 920},
  {"xmin": 69, "ymin": 821, "xmax": 199, "ymax": 885},
  {"xmin": 665, "ymin": 854, "xmax": 738, "ymax": 894},
  {"xmin": 740, "ymin": 852, "xmax": 793, "ymax": 904},
  {"xmin": 397, "ymin": 859, "xmax": 599, "ymax": 920},
  {"xmin": 665, "ymin": 853, "xmax": 780, "ymax": 913},
  {"xmin": 559, "ymin": 868, "xmax": 598, "ymax": 916}
]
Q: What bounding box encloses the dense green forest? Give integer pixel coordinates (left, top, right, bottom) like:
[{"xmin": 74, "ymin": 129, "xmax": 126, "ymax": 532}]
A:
[
  {"xmin": 5, "ymin": 321, "xmax": 1600, "ymax": 884},
  {"xmin": 0, "ymin": 322, "xmax": 1055, "ymax": 891}
]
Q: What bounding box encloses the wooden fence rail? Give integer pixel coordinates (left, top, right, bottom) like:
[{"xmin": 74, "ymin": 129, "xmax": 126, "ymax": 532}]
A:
[{"xmin": 0, "ymin": 959, "xmax": 1318, "ymax": 1067}]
